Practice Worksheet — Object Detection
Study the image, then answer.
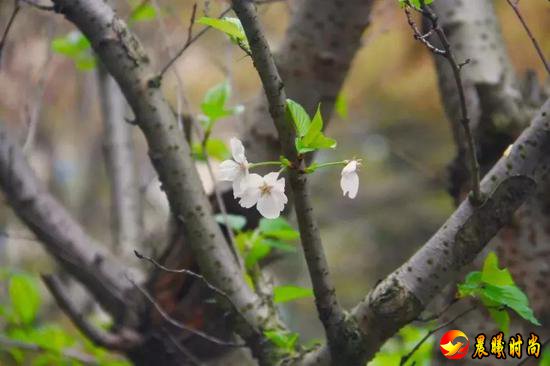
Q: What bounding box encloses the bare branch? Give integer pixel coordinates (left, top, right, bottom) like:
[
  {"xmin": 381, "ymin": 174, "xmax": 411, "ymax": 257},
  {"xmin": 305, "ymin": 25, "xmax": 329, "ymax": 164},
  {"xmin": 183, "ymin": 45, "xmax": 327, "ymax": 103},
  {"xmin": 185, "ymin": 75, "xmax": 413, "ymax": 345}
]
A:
[
  {"xmin": 230, "ymin": 0, "xmax": 352, "ymax": 359},
  {"xmin": 20, "ymin": 0, "xmax": 55, "ymax": 11},
  {"xmin": 50, "ymin": 0, "xmax": 277, "ymax": 358},
  {"xmin": 506, "ymin": 0, "xmax": 550, "ymax": 76},
  {"xmin": 0, "ymin": 122, "xmax": 131, "ymax": 316},
  {"xmin": 134, "ymin": 250, "xmax": 251, "ymax": 329},
  {"xmin": 97, "ymin": 65, "xmax": 142, "ymax": 255},
  {"xmin": 404, "ymin": 1, "xmax": 482, "ymax": 205},
  {"xmin": 159, "ymin": 5, "xmax": 231, "ymax": 79},
  {"xmin": 400, "ymin": 305, "xmax": 476, "ymax": 365},
  {"xmin": 0, "ymin": 335, "xmax": 99, "ymax": 365},
  {"xmin": 42, "ymin": 274, "xmax": 141, "ymax": 351},
  {"xmin": 0, "ymin": 0, "xmax": 21, "ymax": 69},
  {"xmin": 126, "ymin": 275, "xmax": 246, "ymax": 348},
  {"xmin": 301, "ymin": 98, "xmax": 550, "ymax": 365}
]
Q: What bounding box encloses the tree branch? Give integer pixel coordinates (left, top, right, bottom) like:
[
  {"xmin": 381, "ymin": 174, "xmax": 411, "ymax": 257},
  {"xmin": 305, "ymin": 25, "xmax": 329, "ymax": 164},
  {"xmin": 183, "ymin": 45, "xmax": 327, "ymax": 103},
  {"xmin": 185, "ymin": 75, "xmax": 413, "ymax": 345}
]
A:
[
  {"xmin": 42, "ymin": 274, "xmax": 140, "ymax": 351},
  {"xmin": 230, "ymin": 0, "xmax": 351, "ymax": 360},
  {"xmin": 50, "ymin": 0, "xmax": 276, "ymax": 360},
  {"xmin": 301, "ymin": 98, "xmax": 550, "ymax": 365},
  {"xmin": 506, "ymin": 0, "xmax": 550, "ymax": 76},
  {"xmin": 0, "ymin": 122, "xmax": 131, "ymax": 317},
  {"xmin": 97, "ymin": 64, "xmax": 142, "ymax": 256}
]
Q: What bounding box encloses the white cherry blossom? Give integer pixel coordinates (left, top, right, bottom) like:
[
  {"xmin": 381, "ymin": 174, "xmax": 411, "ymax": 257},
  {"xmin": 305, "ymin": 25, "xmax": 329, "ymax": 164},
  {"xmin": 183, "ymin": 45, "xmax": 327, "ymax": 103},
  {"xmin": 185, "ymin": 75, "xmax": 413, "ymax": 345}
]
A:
[
  {"xmin": 239, "ymin": 172, "xmax": 287, "ymax": 219},
  {"xmin": 219, "ymin": 138, "xmax": 249, "ymax": 197},
  {"xmin": 340, "ymin": 160, "xmax": 360, "ymax": 199}
]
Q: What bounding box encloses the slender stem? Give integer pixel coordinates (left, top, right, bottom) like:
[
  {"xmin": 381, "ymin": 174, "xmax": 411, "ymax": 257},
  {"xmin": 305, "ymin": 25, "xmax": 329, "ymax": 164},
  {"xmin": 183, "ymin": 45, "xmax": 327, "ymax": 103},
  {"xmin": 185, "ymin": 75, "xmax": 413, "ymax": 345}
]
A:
[
  {"xmin": 0, "ymin": 0, "xmax": 21, "ymax": 69},
  {"xmin": 506, "ymin": 0, "xmax": 550, "ymax": 76},
  {"xmin": 313, "ymin": 161, "xmax": 348, "ymax": 170},
  {"xmin": 400, "ymin": 306, "xmax": 476, "ymax": 366},
  {"xmin": 409, "ymin": 2, "xmax": 482, "ymax": 205},
  {"xmin": 231, "ymin": 0, "xmax": 349, "ymax": 358}
]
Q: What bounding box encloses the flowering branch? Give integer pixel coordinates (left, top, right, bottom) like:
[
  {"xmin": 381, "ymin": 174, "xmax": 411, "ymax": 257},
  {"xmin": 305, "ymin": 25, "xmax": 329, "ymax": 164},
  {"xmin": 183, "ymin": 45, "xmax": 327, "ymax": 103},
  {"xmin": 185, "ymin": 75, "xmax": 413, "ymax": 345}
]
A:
[{"xmin": 230, "ymin": 0, "xmax": 358, "ymax": 360}]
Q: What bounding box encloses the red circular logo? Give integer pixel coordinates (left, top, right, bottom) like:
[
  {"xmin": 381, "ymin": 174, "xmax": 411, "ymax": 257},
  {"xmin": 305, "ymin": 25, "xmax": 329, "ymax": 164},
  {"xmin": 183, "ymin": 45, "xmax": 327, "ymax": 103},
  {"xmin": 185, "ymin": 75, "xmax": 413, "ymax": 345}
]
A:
[{"xmin": 439, "ymin": 330, "xmax": 470, "ymax": 360}]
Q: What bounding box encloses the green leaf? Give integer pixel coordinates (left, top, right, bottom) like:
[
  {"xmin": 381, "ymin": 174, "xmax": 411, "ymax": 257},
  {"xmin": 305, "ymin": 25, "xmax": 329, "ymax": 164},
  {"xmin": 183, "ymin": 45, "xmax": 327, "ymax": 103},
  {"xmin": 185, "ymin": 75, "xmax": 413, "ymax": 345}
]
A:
[
  {"xmin": 335, "ymin": 93, "xmax": 348, "ymax": 119},
  {"xmin": 264, "ymin": 329, "xmax": 299, "ymax": 351},
  {"xmin": 293, "ymin": 105, "xmax": 336, "ymax": 154},
  {"xmin": 197, "ymin": 17, "xmax": 249, "ymax": 52},
  {"xmin": 205, "ymin": 138, "xmax": 230, "ymax": 161},
  {"xmin": 286, "ymin": 99, "xmax": 311, "ymax": 137},
  {"xmin": 215, "ymin": 214, "xmax": 247, "ymax": 231},
  {"xmin": 457, "ymin": 271, "xmax": 482, "ymax": 297},
  {"xmin": 541, "ymin": 345, "xmax": 550, "ymax": 366},
  {"xmin": 192, "ymin": 139, "xmax": 230, "ymax": 161},
  {"xmin": 9, "ymin": 274, "xmax": 40, "ymax": 325},
  {"xmin": 130, "ymin": 4, "xmax": 157, "ymax": 23},
  {"xmin": 481, "ymin": 251, "xmax": 514, "ymax": 286},
  {"xmin": 30, "ymin": 325, "xmax": 73, "ymax": 352},
  {"xmin": 261, "ymin": 238, "xmax": 296, "ymax": 253},
  {"xmin": 273, "ymin": 285, "xmax": 313, "ymax": 303},
  {"xmin": 201, "ymin": 81, "xmax": 231, "ymax": 123},
  {"xmin": 488, "ymin": 308, "xmax": 510, "ymax": 335},
  {"xmin": 51, "ymin": 32, "xmax": 91, "ymax": 57},
  {"xmin": 51, "ymin": 32, "xmax": 95, "ymax": 71},
  {"xmin": 399, "ymin": 0, "xmax": 434, "ymax": 9},
  {"xmin": 245, "ymin": 240, "xmax": 271, "ymax": 270},
  {"xmin": 481, "ymin": 284, "xmax": 540, "ymax": 326},
  {"xmin": 259, "ymin": 218, "xmax": 299, "ymax": 241}
]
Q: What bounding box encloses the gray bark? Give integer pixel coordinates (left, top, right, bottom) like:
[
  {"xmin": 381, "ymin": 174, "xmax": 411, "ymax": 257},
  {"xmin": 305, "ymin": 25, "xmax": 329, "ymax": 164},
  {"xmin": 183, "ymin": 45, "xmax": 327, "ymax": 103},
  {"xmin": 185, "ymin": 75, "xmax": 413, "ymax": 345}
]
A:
[{"xmin": 97, "ymin": 65, "xmax": 142, "ymax": 258}]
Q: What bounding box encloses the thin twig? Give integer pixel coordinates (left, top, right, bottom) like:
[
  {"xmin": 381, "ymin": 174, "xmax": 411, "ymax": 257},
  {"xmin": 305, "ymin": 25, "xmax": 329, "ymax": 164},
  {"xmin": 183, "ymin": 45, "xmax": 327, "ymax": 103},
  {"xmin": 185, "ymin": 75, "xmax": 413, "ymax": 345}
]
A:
[
  {"xmin": 19, "ymin": 0, "xmax": 55, "ymax": 11},
  {"xmin": 404, "ymin": 0, "xmax": 482, "ymax": 205},
  {"xmin": 134, "ymin": 250, "xmax": 251, "ymax": 330},
  {"xmin": 163, "ymin": 328, "xmax": 204, "ymax": 366},
  {"xmin": 0, "ymin": 335, "xmax": 99, "ymax": 365},
  {"xmin": 42, "ymin": 274, "xmax": 140, "ymax": 351},
  {"xmin": 506, "ymin": 0, "xmax": 550, "ymax": 76},
  {"xmin": 415, "ymin": 298, "xmax": 458, "ymax": 322},
  {"xmin": 400, "ymin": 305, "xmax": 476, "ymax": 366},
  {"xmin": 231, "ymin": 0, "xmax": 349, "ymax": 354},
  {"xmin": 0, "ymin": 0, "xmax": 21, "ymax": 69},
  {"xmin": 159, "ymin": 5, "xmax": 231, "ymax": 78},
  {"xmin": 126, "ymin": 274, "xmax": 246, "ymax": 348}
]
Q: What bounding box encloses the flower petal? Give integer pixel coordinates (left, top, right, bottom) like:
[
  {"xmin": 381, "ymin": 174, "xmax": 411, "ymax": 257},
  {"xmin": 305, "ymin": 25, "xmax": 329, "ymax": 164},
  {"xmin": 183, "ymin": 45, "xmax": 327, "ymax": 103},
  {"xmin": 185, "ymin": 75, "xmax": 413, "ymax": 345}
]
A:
[
  {"xmin": 264, "ymin": 171, "xmax": 283, "ymax": 185},
  {"xmin": 238, "ymin": 173, "xmax": 263, "ymax": 207},
  {"xmin": 340, "ymin": 171, "xmax": 359, "ymax": 199},
  {"xmin": 219, "ymin": 160, "xmax": 240, "ymax": 181},
  {"xmin": 257, "ymin": 193, "xmax": 285, "ymax": 219},
  {"xmin": 230, "ymin": 138, "xmax": 246, "ymax": 164},
  {"xmin": 342, "ymin": 160, "xmax": 357, "ymax": 175},
  {"xmin": 232, "ymin": 172, "xmax": 249, "ymax": 198}
]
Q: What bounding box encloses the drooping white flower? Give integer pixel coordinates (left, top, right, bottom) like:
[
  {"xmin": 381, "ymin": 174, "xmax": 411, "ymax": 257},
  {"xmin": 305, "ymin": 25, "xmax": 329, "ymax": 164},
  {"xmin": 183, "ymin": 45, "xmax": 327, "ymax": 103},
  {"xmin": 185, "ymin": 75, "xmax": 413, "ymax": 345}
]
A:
[
  {"xmin": 340, "ymin": 160, "xmax": 360, "ymax": 199},
  {"xmin": 239, "ymin": 172, "xmax": 287, "ymax": 219},
  {"xmin": 219, "ymin": 138, "xmax": 249, "ymax": 197}
]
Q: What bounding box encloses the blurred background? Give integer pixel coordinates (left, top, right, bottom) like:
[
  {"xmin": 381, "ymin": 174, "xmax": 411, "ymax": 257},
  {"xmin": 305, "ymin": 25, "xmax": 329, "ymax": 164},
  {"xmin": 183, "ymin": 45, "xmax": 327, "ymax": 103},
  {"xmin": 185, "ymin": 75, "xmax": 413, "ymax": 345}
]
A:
[{"xmin": 0, "ymin": 0, "xmax": 549, "ymax": 364}]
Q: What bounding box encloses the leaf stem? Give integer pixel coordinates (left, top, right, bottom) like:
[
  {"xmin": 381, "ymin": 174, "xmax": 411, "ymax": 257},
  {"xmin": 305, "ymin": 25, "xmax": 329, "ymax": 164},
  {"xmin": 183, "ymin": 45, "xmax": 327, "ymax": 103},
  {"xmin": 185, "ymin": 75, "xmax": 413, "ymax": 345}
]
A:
[{"xmin": 248, "ymin": 161, "xmax": 283, "ymax": 169}]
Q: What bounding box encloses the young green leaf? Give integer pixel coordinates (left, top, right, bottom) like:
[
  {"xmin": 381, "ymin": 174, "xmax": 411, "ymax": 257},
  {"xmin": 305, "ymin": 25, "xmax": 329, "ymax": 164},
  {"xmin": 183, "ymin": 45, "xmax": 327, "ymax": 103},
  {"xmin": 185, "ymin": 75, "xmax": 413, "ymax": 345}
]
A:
[
  {"xmin": 9, "ymin": 274, "xmax": 40, "ymax": 325},
  {"xmin": 297, "ymin": 106, "xmax": 337, "ymax": 153},
  {"xmin": 482, "ymin": 284, "xmax": 540, "ymax": 326},
  {"xmin": 197, "ymin": 17, "xmax": 250, "ymax": 52},
  {"xmin": 130, "ymin": 4, "xmax": 157, "ymax": 23},
  {"xmin": 259, "ymin": 217, "xmax": 299, "ymax": 241},
  {"xmin": 215, "ymin": 214, "xmax": 247, "ymax": 231},
  {"xmin": 192, "ymin": 139, "xmax": 230, "ymax": 161},
  {"xmin": 335, "ymin": 93, "xmax": 348, "ymax": 119},
  {"xmin": 481, "ymin": 251, "xmax": 514, "ymax": 286},
  {"xmin": 261, "ymin": 238, "xmax": 296, "ymax": 253},
  {"xmin": 245, "ymin": 240, "xmax": 271, "ymax": 270},
  {"xmin": 273, "ymin": 285, "xmax": 313, "ymax": 303},
  {"xmin": 264, "ymin": 329, "xmax": 299, "ymax": 351},
  {"xmin": 201, "ymin": 81, "xmax": 231, "ymax": 123},
  {"xmin": 286, "ymin": 99, "xmax": 311, "ymax": 137},
  {"xmin": 488, "ymin": 308, "xmax": 510, "ymax": 335},
  {"xmin": 51, "ymin": 32, "xmax": 96, "ymax": 71},
  {"xmin": 399, "ymin": 0, "xmax": 434, "ymax": 9}
]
